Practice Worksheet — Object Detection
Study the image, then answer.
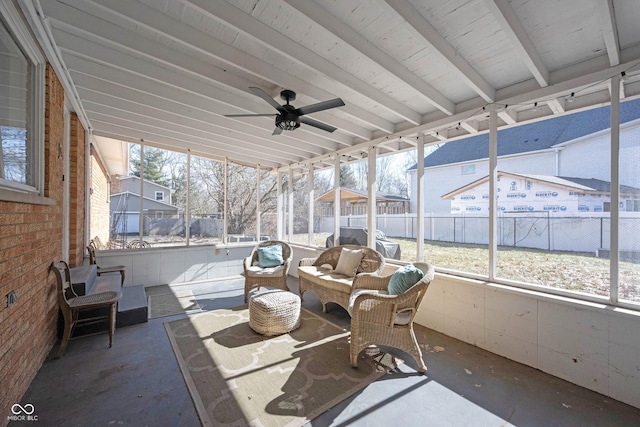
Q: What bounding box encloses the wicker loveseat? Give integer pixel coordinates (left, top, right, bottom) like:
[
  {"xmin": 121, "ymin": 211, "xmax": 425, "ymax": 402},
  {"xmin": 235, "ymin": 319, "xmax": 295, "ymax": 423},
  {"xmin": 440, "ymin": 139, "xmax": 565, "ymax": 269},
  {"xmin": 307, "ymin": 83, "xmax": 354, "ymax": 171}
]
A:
[{"xmin": 298, "ymin": 245, "xmax": 385, "ymax": 313}]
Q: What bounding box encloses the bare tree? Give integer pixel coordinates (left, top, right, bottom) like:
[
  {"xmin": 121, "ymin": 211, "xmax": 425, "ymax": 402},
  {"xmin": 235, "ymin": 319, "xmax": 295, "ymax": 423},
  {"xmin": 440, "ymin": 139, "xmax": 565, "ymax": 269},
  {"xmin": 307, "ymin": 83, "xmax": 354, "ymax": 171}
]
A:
[
  {"xmin": 188, "ymin": 157, "xmax": 280, "ymax": 235},
  {"xmin": 1, "ymin": 126, "xmax": 27, "ymax": 183}
]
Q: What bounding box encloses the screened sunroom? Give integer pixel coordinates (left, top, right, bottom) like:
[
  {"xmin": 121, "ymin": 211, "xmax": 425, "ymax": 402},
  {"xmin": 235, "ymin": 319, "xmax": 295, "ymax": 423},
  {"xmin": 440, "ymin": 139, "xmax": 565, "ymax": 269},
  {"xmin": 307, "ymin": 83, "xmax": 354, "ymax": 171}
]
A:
[{"xmin": 2, "ymin": 0, "xmax": 640, "ymax": 425}]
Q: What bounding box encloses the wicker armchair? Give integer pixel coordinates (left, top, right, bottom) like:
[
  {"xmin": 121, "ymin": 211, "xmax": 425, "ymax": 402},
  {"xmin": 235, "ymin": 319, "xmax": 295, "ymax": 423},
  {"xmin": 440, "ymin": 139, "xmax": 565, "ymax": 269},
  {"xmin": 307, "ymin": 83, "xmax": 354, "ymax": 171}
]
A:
[
  {"xmin": 243, "ymin": 240, "xmax": 293, "ymax": 303},
  {"xmin": 87, "ymin": 245, "xmax": 126, "ymax": 286},
  {"xmin": 50, "ymin": 261, "xmax": 122, "ymax": 358},
  {"xmin": 349, "ymin": 262, "xmax": 435, "ymax": 373},
  {"xmin": 298, "ymin": 245, "xmax": 385, "ymax": 313}
]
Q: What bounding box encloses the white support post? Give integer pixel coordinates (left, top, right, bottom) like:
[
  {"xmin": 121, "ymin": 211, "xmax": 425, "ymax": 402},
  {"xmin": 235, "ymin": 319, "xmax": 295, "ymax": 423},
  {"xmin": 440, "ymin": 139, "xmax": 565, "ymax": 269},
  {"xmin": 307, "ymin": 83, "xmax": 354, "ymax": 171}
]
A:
[
  {"xmin": 288, "ymin": 168, "xmax": 294, "ymax": 242},
  {"xmin": 84, "ymin": 129, "xmax": 91, "ymax": 249},
  {"xmin": 333, "ymin": 155, "xmax": 341, "ymax": 247},
  {"xmin": 488, "ymin": 111, "xmax": 498, "ymax": 280},
  {"xmin": 185, "ymin": 150, "xmax": 190, "ymax": 246},
  {"xmin": 62, "ymin": 106, "xmax": 70, "ymax": 262},
  {"xmin": 139, "ymin": 144, "xmax": 144, "ymax": 244},
  {"xmin": 308, "ymin": 164, "xmax": 314, "ymax": 246},
  {"xmin": 256, "ymin": 165, "xmax": 261, "ymax": 242},
  {"xmin": 416, "ymin": 135, "xmax": 425, "ymax": 262},
  {"xmin": 223, "ymin": 157, "xmax": 228, "ymax": 244},
  {"xmin": 277, "ymin": 170, "xmax": 283, "ymax": 240},
  {"xmin": 367, "ymin": 146, "xmax": 377, "ymax": 249},
  {"xmin": 610, "ymin": 75, "xmax": 620, "ymax": 304}
]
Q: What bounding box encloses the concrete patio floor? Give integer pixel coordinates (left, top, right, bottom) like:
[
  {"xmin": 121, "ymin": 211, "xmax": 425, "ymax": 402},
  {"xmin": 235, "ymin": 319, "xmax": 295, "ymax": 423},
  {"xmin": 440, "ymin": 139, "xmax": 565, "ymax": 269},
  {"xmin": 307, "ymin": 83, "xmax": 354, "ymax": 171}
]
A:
[{"xmin": 12, "ymin": 276, "xmax": 640, "ymax": 427}]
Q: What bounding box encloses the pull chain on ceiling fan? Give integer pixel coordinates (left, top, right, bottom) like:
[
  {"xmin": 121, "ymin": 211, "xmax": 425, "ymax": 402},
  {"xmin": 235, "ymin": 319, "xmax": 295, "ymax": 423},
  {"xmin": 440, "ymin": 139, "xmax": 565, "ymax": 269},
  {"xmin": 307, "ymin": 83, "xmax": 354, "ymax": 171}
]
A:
[{"xmin": 224, "ymin": 87, "xmax": 345, "ymax": 135}]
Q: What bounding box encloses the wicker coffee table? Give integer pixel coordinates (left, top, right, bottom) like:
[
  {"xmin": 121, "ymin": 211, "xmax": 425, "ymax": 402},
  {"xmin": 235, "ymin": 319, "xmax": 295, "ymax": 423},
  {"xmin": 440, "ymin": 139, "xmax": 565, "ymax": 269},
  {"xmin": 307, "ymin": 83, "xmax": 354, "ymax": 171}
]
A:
[{"xmin": 249, "ymin": 290, "xmax": 301, "ymax": 336}]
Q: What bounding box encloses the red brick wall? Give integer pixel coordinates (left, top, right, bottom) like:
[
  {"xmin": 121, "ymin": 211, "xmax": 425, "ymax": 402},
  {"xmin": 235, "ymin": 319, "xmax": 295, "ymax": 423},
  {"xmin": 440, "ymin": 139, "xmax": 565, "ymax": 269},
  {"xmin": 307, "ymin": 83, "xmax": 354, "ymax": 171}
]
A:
[
  {"xmin": 110, "ymin": 174, "xmax": 121, "ymax": 194},
  {"xmin": 69, "ymin": 113, "xmax": 86, "ymax": 267},
  {"xmin": 90, "ymin": 146, "xmax": 111, "ymax": 245},
  {"xmin": 0, "ymin": 65, "xmax": 72, "ymax": 421}
]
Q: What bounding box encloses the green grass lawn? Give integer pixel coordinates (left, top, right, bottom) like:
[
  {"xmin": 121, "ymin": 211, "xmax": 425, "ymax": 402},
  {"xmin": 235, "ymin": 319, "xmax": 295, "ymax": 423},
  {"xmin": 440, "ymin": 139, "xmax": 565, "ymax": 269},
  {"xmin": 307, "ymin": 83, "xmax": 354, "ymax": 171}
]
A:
[{"xmin": 289, "ymin": 233, "xmax": 640, "ymax": 302}]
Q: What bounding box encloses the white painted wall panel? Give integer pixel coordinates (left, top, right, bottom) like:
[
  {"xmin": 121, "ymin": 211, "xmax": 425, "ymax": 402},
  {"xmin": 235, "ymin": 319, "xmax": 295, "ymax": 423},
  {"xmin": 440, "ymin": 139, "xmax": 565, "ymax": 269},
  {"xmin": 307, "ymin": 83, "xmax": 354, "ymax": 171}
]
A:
[
  {"xmin": 95, "ymin": 244, "xmax": 251, "ymax": 286},
  {"xmin": 419, "ymin": 277, "xmax": 447, "ymax": 333},
  {"xmin": 485, "ymin": 329, "xmax": 538, "ymax": 368},
  {"xmin": 608, "ymin": 340, "xmax": 640, "ymax": 409},
  {"xmin": 159, "ymin": 249, "xmax": 187, "ymax": 284},
  {"xmin": 128, "ymin": 251, "xmax": 159, "ymax": 286},
  {"xmin": 183, "ymin": 249, "xmax": 212, "ymax": 282},
  {"xmin": 547, "ymin": 305, "xmax": 612, "ymax": 392},
  {"xmin": 538, "ymin": 344, "xmax": 610, "ymax": 395},
  {"xmin": 443, "ymin": 280, "xmax": 485, "ymax": 346},
  {"xmin": 608, "ymin": 313, "xmax": 640, "ymax": 408},
  {"xmin": 445, "ymin": 316, "xmax": 486, "ymax": 348},
  {"xmin": 485, "ymin": 289, "xmax": 537, "ymax": 341},
  {"xmin": 420, "ymin": 307, "xmax": 446, "ymax": 334},
  {"xmin": 414, "ymin": 274, "xmax": 640, "ymax": 409},
  {"xmin": 537, "ymin": 301, "xmax": 610, "ymax": 394}
]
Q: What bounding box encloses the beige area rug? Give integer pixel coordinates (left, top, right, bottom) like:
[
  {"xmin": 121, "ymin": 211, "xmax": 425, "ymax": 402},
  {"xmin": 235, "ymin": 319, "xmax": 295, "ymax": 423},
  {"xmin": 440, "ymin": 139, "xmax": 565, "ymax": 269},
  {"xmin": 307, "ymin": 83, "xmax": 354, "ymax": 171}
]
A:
[
  {"xmin": 147, "ymin": 289, "xmax": 202, "ymax": 319},
  {"xmin": 165, "ymin": 306, "xmax": 400, "ymax": 427}
]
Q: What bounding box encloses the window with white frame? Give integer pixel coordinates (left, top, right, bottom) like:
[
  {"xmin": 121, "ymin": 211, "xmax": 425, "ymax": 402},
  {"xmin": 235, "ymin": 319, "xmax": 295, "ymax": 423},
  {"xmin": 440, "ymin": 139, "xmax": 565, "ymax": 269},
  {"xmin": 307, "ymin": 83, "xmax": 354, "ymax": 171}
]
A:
[
  {"xmin": 461, "ymin": 164, "xmax": 475, "ymax": 175},
  {"xmin": 155, "ymin": 191, "xmax": 164, "ymax": 201},
  {"xmin": 0, "ymin": 6, "xmax": 44, "ymax": 195}
]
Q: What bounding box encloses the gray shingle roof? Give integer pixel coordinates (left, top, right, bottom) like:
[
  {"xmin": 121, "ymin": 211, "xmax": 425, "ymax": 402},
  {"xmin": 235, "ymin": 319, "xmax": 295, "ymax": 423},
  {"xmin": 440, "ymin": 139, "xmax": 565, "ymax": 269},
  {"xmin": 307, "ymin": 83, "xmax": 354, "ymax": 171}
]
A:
[
  {"xmin": 558, "ymin": 177, "xmax": 640, "ymax": 195},
  {"xmin": 409, "ymin": 99, "xmax": 640, "ymax": 170}
]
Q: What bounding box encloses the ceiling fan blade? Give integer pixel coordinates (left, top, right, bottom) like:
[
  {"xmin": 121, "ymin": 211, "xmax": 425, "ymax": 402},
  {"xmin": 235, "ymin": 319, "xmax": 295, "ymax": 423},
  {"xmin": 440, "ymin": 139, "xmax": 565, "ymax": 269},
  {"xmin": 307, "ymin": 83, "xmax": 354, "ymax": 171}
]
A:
[
  {"xmin": 272, "ymin": 126, "xmax": 283, "ymax": 136},
  {"xmin": 294, "ymin": 98, "xmax": 345, "ymax": 116},
  {"xmin": 224, "ymin": 113, "xmax": 277, "ymax": 117},
  {"xmin": 300, "ymin": 116, "xmax": 337, "ymax": 133},
  {"xmin": 249, "ymin": 87, "xmax": 285, "ymax": 112}
]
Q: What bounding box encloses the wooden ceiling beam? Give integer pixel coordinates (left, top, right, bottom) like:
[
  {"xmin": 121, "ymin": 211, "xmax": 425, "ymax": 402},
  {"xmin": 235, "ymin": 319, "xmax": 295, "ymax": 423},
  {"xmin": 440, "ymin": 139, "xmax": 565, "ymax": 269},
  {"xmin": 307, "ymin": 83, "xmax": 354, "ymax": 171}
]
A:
[
  {"xmin": 185, "ymin": 0, "xmax": 422, "ymax": 125},
  {"xmin": 483, "ymin": 0, "xmax": 549, "ymax": 87},
  {"xmin": 283, "ymin": 0, "xmax": 455, "ymax": 116},
  {"xmin": 386, "ymin": 0, "xmax": 496, "ymax": 103}
]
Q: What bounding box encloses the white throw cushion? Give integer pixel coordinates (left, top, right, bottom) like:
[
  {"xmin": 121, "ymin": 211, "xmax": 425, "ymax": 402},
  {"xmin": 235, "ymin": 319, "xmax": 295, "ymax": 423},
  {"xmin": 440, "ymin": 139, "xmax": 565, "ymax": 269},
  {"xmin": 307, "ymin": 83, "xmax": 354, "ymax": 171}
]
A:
[
  {"xmin": 393, "ymin": 309, "xmax": 413, "ymax": 325},
  {"xmin": 246, "ymin": 264, "xmax": 285, "ymax": 277},
  {"xmin": 334, "ymin": 248, "xmax": 364, "ymax": 277}
]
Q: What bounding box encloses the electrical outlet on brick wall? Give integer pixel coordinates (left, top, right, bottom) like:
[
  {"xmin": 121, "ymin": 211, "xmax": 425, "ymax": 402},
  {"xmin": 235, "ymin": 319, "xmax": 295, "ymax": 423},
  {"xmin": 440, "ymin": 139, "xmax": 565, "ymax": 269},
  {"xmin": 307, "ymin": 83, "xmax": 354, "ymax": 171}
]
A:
[{"xmin": 6, "ymin": 290, "xmax": 18, "ymax": 307}]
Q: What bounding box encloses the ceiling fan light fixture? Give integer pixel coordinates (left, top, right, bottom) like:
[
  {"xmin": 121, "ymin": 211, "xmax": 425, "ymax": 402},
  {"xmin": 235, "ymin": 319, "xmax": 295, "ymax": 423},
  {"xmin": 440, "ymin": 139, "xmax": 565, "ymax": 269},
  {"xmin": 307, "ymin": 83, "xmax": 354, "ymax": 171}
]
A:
[
  {"xmin": 226, "ymin": 87, "xmax": 344, "ymax": 134},
  {"xmin": 276, "ymin": 114, "xmax": 300, "ymax": 131}
]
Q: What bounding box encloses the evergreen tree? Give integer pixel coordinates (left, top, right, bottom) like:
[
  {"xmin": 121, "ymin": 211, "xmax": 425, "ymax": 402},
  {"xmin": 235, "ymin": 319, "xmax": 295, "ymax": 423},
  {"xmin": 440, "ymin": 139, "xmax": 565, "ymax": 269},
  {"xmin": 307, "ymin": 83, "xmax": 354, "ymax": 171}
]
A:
[
  {"xmin": 129, "ymin": 145, "xmax": 170, "ymax": 187},
  {"xmin": 339, "ymin": 164, "xmax": 357, "ymax": 189}
]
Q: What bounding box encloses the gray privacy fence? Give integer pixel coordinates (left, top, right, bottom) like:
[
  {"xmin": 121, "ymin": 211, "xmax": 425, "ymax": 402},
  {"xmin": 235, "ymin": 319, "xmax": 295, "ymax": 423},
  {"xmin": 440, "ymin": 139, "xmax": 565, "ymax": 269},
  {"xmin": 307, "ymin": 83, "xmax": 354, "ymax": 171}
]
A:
[
  {"xmin": 111, "ymin": 212, "xmax": 223, "ymax": 239},
  {"xmin": 318, "ymin": 213, "xmax": 640, "ymax": 259}
]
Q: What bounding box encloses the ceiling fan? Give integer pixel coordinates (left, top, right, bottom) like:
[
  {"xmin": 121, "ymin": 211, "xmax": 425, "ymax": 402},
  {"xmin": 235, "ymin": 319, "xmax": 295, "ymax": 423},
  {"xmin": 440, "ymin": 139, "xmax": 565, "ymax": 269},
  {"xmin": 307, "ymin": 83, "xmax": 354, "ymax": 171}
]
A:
[{"xmin": 224, "ymin": 87, "xmax": 345, "ymax": 135}]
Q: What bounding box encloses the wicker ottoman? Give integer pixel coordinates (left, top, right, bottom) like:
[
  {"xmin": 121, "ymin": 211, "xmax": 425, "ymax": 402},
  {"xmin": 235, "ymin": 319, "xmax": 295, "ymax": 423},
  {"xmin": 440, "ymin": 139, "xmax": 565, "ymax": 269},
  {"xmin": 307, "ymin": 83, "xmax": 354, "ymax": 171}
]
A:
[{"xmin": 249, "ymin": 290, "xmax": 301, "ymax": 336}]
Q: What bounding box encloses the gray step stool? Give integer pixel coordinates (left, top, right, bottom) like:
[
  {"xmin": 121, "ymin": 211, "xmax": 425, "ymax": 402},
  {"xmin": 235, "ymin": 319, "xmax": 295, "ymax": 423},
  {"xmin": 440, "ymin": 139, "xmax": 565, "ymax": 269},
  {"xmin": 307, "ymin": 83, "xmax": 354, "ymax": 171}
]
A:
[{"xmin": 117, "ymin": 285, "xmax": 148, "ymax": 328}]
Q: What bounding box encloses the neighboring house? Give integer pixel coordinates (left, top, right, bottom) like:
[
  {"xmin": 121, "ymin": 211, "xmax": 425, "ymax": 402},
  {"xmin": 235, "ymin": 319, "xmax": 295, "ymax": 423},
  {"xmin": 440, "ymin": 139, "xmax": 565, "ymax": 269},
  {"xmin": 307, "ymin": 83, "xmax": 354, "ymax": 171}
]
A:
[
  {"xmin": 110, "ymin": 176, "xmax": 179, "ymax": 234},
  {"xmin": 115, "ymin": 175, "xmax": 173, "ymax": 205},
  {"xmin": 442, "ymin": 171, "xmax": 640, "ymax": 214},
  {"xmin": 409, "ymin": 100, "xmax": 640, "ymax": 214}
]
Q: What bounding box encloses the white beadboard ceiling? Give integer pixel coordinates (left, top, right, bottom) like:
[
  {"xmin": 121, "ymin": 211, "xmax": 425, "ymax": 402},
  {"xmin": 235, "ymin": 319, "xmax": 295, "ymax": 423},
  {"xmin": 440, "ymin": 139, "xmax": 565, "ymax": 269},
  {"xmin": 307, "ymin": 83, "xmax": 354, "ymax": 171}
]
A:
[{"xmin": 19, "ymin": 0, "xmax": 640, "ymax": 175}]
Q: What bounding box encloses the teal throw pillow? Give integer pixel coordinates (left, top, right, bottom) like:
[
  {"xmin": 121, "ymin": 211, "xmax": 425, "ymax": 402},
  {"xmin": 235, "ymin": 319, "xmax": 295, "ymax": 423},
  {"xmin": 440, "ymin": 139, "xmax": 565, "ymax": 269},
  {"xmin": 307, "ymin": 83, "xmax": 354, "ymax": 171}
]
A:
[
  {"xmin": 388, "ymin": 264, "xmax": 425, "ymax": 295},
  {"xmin": 257, "ymin": 245, "xmax": 284, "ymax": 268}
]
